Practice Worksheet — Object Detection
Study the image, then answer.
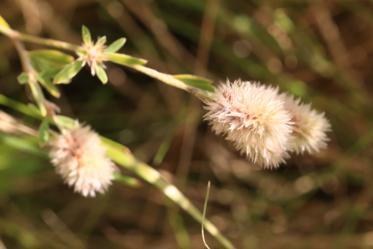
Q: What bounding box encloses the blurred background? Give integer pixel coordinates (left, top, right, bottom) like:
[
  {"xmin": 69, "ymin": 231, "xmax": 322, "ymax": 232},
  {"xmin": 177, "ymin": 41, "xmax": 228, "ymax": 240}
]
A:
[{"xmin": 0, "ymin": 0, "xmax": 373, "ymax": 248}]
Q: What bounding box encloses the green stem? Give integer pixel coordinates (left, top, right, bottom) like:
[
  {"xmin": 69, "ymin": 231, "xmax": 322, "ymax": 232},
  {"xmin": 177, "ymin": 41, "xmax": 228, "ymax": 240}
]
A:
[
  {"xmin": 129, "ymin": 65, "xmax": 215, "ymax": 102},
  {"xmin": 131, "ymin": 64, "xmax": 189, "ymax": 91},
  {"xmin": 0, "ymin": 96, "xmax": 235, "ymax": 249},
  {"xmin": 0, "ymin": 26, "xmax": 79, "ymax": 52},
  {"xmin": 1, "ymin": 25, "xmax": 215, "ymax": 100},
  {"xmin": 0, "ymin": 94, "xmax": 41, "ymax": 119},
  {"xmin": 12, "ymin": 39, "xmax": 48, "ymax": 116},
  {"xmin": 102, "ymin": 138, "xmax": 235, "ymax": 249},
  {"xmin": 16, "ymin": 32, "xmax": 79, "ymax": 51}
]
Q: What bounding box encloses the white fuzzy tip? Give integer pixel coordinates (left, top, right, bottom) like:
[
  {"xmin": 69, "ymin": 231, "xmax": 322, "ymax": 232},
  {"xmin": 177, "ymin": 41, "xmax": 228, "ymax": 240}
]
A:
[
  {"xmin": 49, "ymin": 125, "xmax": 116, "ymax": 197},
  {"xmin": 281, "ymin": 94, "xmax": 331, "ymax": 154}
]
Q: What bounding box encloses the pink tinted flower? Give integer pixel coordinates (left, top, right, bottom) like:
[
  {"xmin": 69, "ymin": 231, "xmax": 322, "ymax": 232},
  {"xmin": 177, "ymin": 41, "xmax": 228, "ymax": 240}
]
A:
[
  {"xmin": 204, "ymin": 80, "xmax": 292, "ymax": 168},
  {"xmin": 49, "ymin": 125, "xmax": 116, "ymax": 197},
  {"xmin": 281, "ymin": 94, "xmax": 331, "ymax": 154}
]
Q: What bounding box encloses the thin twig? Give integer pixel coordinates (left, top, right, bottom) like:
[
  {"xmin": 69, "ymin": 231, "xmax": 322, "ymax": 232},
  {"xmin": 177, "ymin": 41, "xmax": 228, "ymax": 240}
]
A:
[
  {"xmin": 0, "ymin": 238, "xmax": 7, "ymax": 249},
  {"xmin": 11, "ymin": 38, "xmax": 48, "ymax": 116},
  {"xmin": 0, "ymin": 111, "xmax": 37, "ymax": 136},
  {"xmin": 0, "ymin": 24, "xmax": 216, "ymax": 99},
  {"xmin": 13, "ymin": 40, "xmax": 33, "ymax": 72},
  {"xmin": 202, "ymin": 181, "xmax": 212, "ymax": 249},
  {"xmin": 0, "ymin": 25, "xmax": 78, "ymax": 51}
]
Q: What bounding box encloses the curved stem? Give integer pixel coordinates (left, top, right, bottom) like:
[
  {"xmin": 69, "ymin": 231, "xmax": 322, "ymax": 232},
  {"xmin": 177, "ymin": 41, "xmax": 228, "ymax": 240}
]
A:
[
  {"xmin": 0, "ymin": 96, "xmax": 235, "ymax": 249},
  {"xmin": 103, "ymin": 138, "xmax": 235, "ymax": 249}
]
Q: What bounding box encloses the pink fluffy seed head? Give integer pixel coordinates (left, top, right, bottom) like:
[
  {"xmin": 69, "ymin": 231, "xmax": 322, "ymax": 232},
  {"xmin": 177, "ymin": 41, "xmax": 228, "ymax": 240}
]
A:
[{"xmin": 204, "ymin": 80, "xmax": 293, "ymax": 169}]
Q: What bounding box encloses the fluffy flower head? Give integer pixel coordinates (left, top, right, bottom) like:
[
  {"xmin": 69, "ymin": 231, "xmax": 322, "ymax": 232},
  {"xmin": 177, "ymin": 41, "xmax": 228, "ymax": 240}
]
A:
[
  {"xmin": 204, "ymin": 80, "xmax": 293, "ymax": 168},
  {"xmin": 49, "ymin": 125, "xmax": 116, "ymax": 197},
  {"xmin": 282, "ymin": 94, "xmax": 330, "ymax": 154},
  {"xmin": 78, "ymin": 37, "xmax": 106, "ymax": 76}
]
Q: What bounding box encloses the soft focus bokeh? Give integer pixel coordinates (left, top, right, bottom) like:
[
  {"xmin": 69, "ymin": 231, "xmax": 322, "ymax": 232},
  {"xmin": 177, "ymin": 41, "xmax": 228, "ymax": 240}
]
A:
[{"xmin": 1, "ymin": 0, "xmax": 372, "ymax": 248}]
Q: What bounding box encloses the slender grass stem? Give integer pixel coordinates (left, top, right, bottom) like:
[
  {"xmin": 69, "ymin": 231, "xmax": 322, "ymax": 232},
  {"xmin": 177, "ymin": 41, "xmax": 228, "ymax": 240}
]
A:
[
  {"xmin": 102, "ymin": 138, "xmax": 235, "ymax": 249},
  {"xmin": 1, "ymin": 25, "xmax": 215, "ymax": 100},
  {"xmin": 131, "ymin": 64, "xmax": 189, "ymax": 91},
  {"xmin": 0, "ymin": 26, "xmax": 78, "ymax": 51},
  {"xmin": 202, "ymin": 181, "xmax": 212, "ymax": 249}
]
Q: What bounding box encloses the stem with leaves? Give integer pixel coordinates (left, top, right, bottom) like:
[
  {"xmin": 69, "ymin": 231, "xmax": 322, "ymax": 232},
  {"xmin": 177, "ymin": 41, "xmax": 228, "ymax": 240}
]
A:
[
  {"xmin": 0, "ymin": 16, "xmax": 235, "ymax": 248},
  {"xmin": 0, "ymin": 22, "xmax": 215, "ymax": 96},
  {"xmin": 0, "ymin": 94, "xmax": 234, "ymax": 249}
]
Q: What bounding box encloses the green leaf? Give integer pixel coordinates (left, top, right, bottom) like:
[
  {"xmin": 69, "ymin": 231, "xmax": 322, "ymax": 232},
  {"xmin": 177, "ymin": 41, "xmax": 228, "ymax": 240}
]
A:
[
  {"xmin": 106, "ymin": 53, "xmax": 147, "ymax": 66},
  {"xmin": 29, "ymin": 50, "xmax": 74, "ymax": 89},
  {"xmin": 114, "ymin": 172, "xmax": 140, "ymax": 187},
  {"xmin": 174, "ymin": 74, "xmax": 215, "ymax": 92},
  {"xmin": 36, "ymin": 73, "xmax": 60, "ymax": 98},
  {"xmin": 29, "ymin": 49, "xmax": 74, "ymax": 73},
  {"xmin": 53, "ymin": 60, "xmax": 84, "ymax": 84},
  {"xmin": 28, "ymin": 83, "xmax": 47, "ymax": 117},
  {"xmin": 53, "ymin": 115, "xmax": 79, "ymax": 129},
  {"xmin": 0, "ymin": 15, "xmax": 10, "ymax": 29},
  {"xmin": 0, "ymin": 134, "xmax": 45, "ymax": 158},
  {"xmin": 81, "ymin": 25, "xmax": 92, "ymax": 44},
  {"xmin": 17, "ymin": 73, "xmax": 29, "ymax": 84},
  {"xmin": 38, "ymin": 119, "xmax": 50, "ymax": 143},
  {"xmin": 95, "ymin": 65, "xmax": 108, "ymax": 84},
  {"xmin": 0, "ymin": 94, "xmax": 41, "ymax": 119},
  {"xmin": 105, "ymin": 38, "xmax": 126, "ymax": 53},
  {"xmin": 153, "ymin": 137, "xmax": 172, "ymax": 165},
  {"xmin": 97, "ymin": 36, "xmax": 107, "ymax": 46}
]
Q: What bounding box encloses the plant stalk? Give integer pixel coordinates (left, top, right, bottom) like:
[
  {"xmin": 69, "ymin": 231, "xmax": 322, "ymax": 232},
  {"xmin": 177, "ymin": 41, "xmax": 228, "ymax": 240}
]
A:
[{"xmin": 0, "ymin": 26, "xmax": 79, "ymax": 51}]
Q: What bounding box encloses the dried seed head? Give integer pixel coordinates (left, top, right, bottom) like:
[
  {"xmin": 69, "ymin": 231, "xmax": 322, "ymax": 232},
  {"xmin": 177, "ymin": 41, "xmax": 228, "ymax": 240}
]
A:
[
  {"xmin": 282, "ymin": 94, "xmax": 331, "ymax": 154},
  {"xmin": 204, "ymin": 80, "xmax": 292, "ymax": 168},
  {"xmin": 49, "ymin": 125, "xmax": 116, "ymax": 197}
]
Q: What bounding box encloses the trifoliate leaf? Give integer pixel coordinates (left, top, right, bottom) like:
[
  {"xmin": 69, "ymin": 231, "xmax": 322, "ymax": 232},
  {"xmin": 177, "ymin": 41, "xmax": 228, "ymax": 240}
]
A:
[
  {"xmin": 105, "ymin": 38, "xmax": 126, "ymax": 53},
  {"xmin": 0, "ymin": 15, "xmax": 10, "ymax": 29},
  {"xmin": 174, "ymin": 74, "xmax": 215, "ymax": 92},
  {"xmin": 81, "ymin": 25, "xmax": 92, "ymax": 44},
  {"xmin": 36, "ymin": 73, "xmax": 60, "ymax": 98},
  {"xmin": 38, "ymin": 119, "xmax": 50, "ymax": 143},
  {"xmin": 106, "ymin": 53, "xmax": 147, "ymax": 66},
  {"xmin": 53, "ymin": 60, "xmax": 84, "ymax": 84},
  {"xmin": 95, "ymin": 65, "xmax": 108, "ymax": 84},
  {"xmin": 17, "ymin": 73, "xmax": 29, "ymax": 84}
]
